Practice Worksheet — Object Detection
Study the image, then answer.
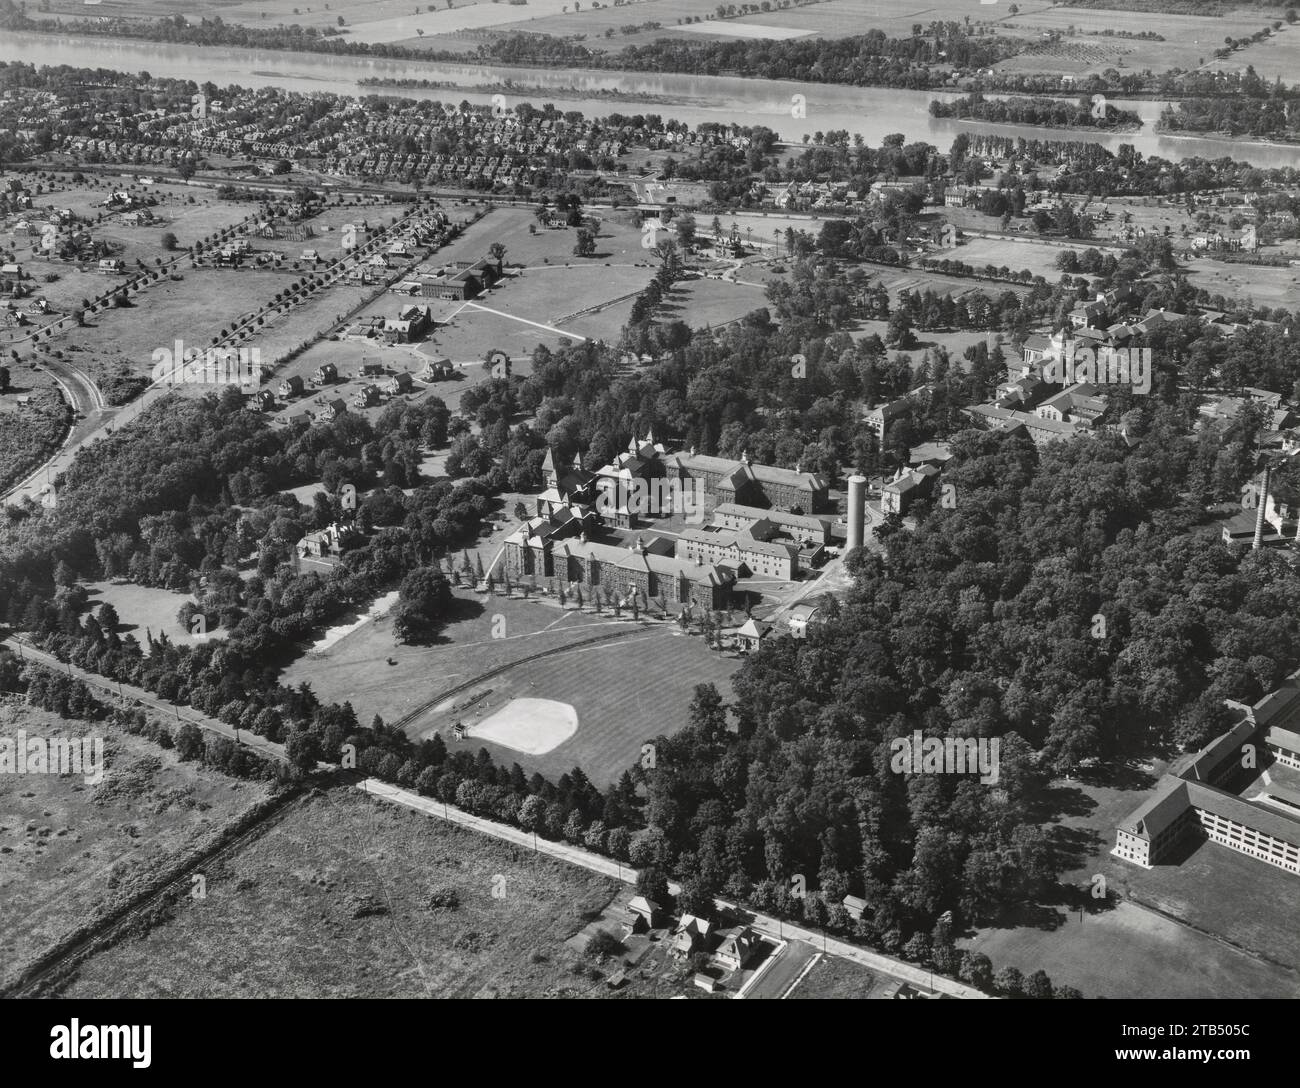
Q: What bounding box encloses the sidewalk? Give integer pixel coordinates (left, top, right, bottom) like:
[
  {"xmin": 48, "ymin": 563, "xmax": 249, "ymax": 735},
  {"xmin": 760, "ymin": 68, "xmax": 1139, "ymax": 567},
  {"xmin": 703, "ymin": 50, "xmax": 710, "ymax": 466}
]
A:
[{"xmin": 358, "ymin": 777, "xmax": 987, "ymax": 999}]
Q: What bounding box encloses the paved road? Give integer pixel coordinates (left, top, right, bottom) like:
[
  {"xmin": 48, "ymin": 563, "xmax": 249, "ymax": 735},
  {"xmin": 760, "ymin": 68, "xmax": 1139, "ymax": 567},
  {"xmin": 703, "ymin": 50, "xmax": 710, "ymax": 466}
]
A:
[
  {"xmin": 1, "ymin": 635, "xmax": 288, "ymax": 766},
  {"xmin": 744, "ymin": 939, "xmax": 819, "ymax": 999},
  {"xmin": 359, "ymin": 777, "xmax": 987, "ymax": 999}
]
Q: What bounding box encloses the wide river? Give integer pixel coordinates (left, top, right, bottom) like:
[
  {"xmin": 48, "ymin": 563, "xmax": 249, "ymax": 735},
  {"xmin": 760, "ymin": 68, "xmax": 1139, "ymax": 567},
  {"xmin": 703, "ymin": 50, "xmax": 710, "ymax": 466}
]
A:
[{"xmin": 4, "ymin": 30, "xmax": 1300, "ymax": 168}]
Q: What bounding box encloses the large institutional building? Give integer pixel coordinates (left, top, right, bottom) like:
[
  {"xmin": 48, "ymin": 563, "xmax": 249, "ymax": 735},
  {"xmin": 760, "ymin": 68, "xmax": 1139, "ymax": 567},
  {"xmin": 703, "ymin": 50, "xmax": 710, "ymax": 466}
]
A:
[
  {"xmin": 501, "ymin": 434, "xmax": 832, "ymax": 609},
  {"xmin": 1112, "ymin": 675, "xmax": 1300, "ymax": 876}
]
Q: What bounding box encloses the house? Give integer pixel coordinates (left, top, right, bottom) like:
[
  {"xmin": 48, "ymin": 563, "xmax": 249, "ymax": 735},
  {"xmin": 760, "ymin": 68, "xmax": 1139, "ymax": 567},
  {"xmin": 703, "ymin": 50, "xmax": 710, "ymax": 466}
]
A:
[
  {"xmin": 300, "ymin": 248, "xmax": 320, "ymax": 262},
  {"xmin": 247, "ymin": 388, "xmax": 275, "ymax": 412},
  {"xmin": 314, "ymin": 363, "xmax": 338, "ymax": 385},
  {"xmin": 353, "ymin": 383, "xmax": 382, "ymax": 409},
  {"xmin": 278, "ymin": 375, "xmax": 304, "ymax": 398},
  {"xmin": 672, "ymin": 914, "xmax": 714, "ymax": 957},
  {"xmin": 385, "ymin": 371, "xmax": 414, "ymax": 396},
  {"xmin": 881, "ymin": 463, "xmax": 941, "ymax": 516},
  {"xmin": 863, "ymin": 393, "xmax": 920, "ymax": 442},
  {"xmin": 880, "ymin": 980, "xmax": 931, "ymax": 999},
  {"xmin": 420, "ymin": 358, "xmax": 455, "ymax": 382},
  {"xmin": 297, "ymin": 521, "xmax": 360, "ymax": 562},
  {"xmin": 382, "ymin": 311, "xmax": 429, "ymax": 343},
  {"xmin": 1069, "ymin": 299, "xmax": 1107, "ymax": 329},
  {"xmin": 0, "ymin": 263, "xmax": 22, "ymax": 290},
  {"xmin": 712, "ymin": 926, "xmax": 756, "ymax": 973},
  {"xmin": 734, "ymin": 617, "xmax": 772, "ymax": 652},
  {"xmin": 625, "ymin": 895, "xmax": 661, "ymax": 933},
  {"xmin": 97, "ymin": 258, "xmax": 125, "ymax": 274},
  {"xmin": 358, "ymin": 361, "xmax": 385, "ymax": 378},
  {"xmin": 320, "ymin": 398, "xmax": 347, "ymax": 422},
  {"xmin": 787, "ymin": 602, "xmax": 822, "ymax": 639}
]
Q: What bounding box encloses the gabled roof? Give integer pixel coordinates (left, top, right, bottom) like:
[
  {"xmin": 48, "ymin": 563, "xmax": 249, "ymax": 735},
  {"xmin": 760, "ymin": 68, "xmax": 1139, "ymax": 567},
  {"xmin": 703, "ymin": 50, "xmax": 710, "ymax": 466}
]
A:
[{"xmin": 1117, "ymin": 776, "xmax": 1189, "ymax": 842}]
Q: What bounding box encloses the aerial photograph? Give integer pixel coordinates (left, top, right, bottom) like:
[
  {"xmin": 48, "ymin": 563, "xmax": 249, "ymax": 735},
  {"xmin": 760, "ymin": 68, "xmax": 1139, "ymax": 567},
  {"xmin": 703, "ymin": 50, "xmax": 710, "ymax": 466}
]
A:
[{"xmin": 0, "ymin": 0, "xmax": 1295, "ymax": 1056}]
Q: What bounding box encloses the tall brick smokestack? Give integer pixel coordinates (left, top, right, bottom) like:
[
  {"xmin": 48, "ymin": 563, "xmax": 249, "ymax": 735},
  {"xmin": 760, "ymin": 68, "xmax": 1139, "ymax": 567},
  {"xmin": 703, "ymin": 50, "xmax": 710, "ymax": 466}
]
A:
[{"xmin": 1253, "ymin": 463, "xmax": 1272, "ymax": 550}]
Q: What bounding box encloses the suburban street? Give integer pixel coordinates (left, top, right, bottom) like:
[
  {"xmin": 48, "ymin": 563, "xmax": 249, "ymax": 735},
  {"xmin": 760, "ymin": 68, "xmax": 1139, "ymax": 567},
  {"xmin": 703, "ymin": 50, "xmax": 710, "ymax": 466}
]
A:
[{"xmin": 358, "ymin": 777, "xmax": 987, "ymax": 999}]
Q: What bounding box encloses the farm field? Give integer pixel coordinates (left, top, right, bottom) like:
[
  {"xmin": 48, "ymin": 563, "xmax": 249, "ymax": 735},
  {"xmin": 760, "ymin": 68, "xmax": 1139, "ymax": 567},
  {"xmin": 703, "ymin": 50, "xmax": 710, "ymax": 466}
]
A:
[
  {"xmin": 1186, "ymin": 257, "xmax": 1300, "ymax": 308},
  {"xmin": 0, "ymin": 377, "xmax": 66, "ymax": 498},
  {"xmin": 1202, "ymin": 26, "xmax": 1300, "ymax": 85},
  {"xmin": 995, "ymin": 6, "xmax": 1292, "ymax": 78},
  {"xmin": 46, "ymin": 269, "xmax": 282, "ymax": 388},
  {"xmin": 0, "ymin": 704, "xmax": 271, "ymax": 986},
  {"xmin": 500, "ymin": 0, "xmax": 1021, "ymax": 52},
  {"xmin": 32, "ymin": 0, "xmax": 1102, "ymax": 51},
  {"xmin": 55, "ymin": 787, "xmax": 626, "ymax": 998}
]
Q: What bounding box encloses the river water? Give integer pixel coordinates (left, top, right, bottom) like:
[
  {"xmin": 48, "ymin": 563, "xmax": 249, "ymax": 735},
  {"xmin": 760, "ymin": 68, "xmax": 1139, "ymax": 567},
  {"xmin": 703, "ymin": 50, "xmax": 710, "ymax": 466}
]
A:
[{"xmin": 4, "ymin": 31, "xmax": 1299, "ymax": 168}]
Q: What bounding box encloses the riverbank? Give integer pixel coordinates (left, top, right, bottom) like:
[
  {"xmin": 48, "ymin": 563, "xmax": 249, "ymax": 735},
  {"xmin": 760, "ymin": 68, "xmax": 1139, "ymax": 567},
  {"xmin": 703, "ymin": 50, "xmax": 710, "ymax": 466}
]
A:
[
  {"xmin": 357, "ymin": 77, "xmax": 694, "ymax": 108},
  {"xmin": 2, "ymin": 32, "xmax": 1298, "ymax": 167}
]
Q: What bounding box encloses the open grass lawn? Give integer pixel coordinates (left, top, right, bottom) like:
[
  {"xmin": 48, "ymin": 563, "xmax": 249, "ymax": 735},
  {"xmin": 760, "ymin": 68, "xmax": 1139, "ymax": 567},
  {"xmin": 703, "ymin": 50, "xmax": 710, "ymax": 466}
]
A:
[
  {"xmin": 949, "ymin": 235, "xmax": 1073, "ymax": 280},
  {"xmin": 56, "ymin": 787, "xmax": 624, "ymax": 998},
  {"xmin": 280, "ymin": 589, "xmax": 625, "ymax": 720},
  {"xmin": 412, "ymin": 622, "xmax": 742, "ymax": 785},
  {"xmin": 82, "ymin": 579, "xmax": 224, "ymax": 647},
  {"xmin": 0, "ymin": 704, "xmax": 270, "ymax": 986},
  {"xmin": 663, "ymin": 276, "xmax": 766, "ymax": 329},
  {"xmin": 420, "ymin": 204, "xmax": 656, "ymax": 353},
  {"xmin": 1187, "ymin": 257, "xmax": 1300, "ymax": 309},
  {"xmin": 962, "ymin": 765, "xmax": 1300, "ymax": 998},
  {"xmin": 1109, "ymin": 837, "xmax": 1300, "ymax": 971},
  {"xmin": 273, "ymin": 202, "xmax": 653, "ymax": 385},
  {"xmin": 281, "ymin": 587, "xmax": 740, "ymax": 785},
  {"xmin": 966, "ymin": 899, "xmax": 1299, "ymax": 999},
  {"xmin": 869, "ymin": 262, "xmax": 1032, "ymax": 301},
  {"xmin": 786, "ymin": 950, "xmax": 887, "ymax": 999}
]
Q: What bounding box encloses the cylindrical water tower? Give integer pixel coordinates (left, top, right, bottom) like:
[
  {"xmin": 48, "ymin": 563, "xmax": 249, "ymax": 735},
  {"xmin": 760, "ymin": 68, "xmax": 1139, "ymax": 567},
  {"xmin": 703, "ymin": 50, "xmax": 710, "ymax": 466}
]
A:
[{"xmin": 847, "ymin": 474, "xmax": 867, "ymax": 552}]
